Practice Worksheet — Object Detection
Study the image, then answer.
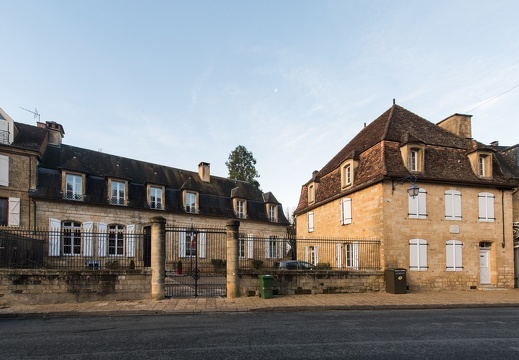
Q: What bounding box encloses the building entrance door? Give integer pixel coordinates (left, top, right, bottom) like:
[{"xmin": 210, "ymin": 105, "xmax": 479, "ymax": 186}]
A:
[{"xmin": 479, "ymin": 248, "xmax": 491, "ymax": 285}]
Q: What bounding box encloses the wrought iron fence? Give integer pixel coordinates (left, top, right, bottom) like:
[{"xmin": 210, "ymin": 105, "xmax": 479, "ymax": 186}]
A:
[{"xmin": 0, "ymin": 227, "xmax": 147, "ymax": 270}]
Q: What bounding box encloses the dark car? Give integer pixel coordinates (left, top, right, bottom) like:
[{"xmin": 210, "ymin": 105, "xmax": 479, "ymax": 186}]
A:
[{"xmin": 273, "ymin": 260, "xmax": 316, "ymax": 270}]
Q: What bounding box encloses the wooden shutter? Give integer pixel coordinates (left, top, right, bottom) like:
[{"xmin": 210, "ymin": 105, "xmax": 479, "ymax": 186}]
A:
[
  {"xmin": 82, "ymin": 222, "xmax": 93, "ymax": 257},
  {"xmin": 409, "ymin": 239, "xmax": 427, "ymax": 271},
  {"xmin": 264, "ymin": 237, "xmax": 270, "ymax": 259},
  {"xmin": 178, "ymin": 230, "xmax": 186, "ymax": 258},
  {"xmin": 0, "ymin": 155, "xmax": 8, "ymax": 186},
  {"xmin": 336, "ymin": 243, "xmax": 343, "ymax": 269},
  {"xmin": 247, "ymin": 234, "xmax": 254, "ymax": 259},
  {"xmin": 314, "ymin": 245, "xmax": 319, "ymax": 265},
  {"xmin": 445, "ymin": 190, "xmax": 462, "ymax": 220},
  {"xmin": 308, "ymin": 212, "xmax": 314, "ymax": 232},
  {"xmin": 97, "ymin": 222, "xmax": 107, "ymax": 257},
  {"xmin": 446, "ymin": 240, "xmax": 463, "ymax": 271},
  {"xmin": 126, "ymin": 224, "xmax": 135, "ymax": 258},
  {"xmin": 341, "ymin": 198, "xmax": 352, "ymax": 225},
  {"xmin": 8, "ymin": 197, "xmax": 20, "ymax": 226},
  {"xmin": 352, "ymin": 241, "xmax": 359, "ymax": 270},
  {"xmin": 199, "ymin": 232, "xmax": 206, "ymax": 259},
  {"xmin": 409, "ymin": 189, "xmax": 426, "ymax": 219},
  {"xmin": 277, "ymin": 238, "xmax": 284, "ymax": 259},
  {"xmin": 478, "ymin": 192, "xmax": 495, "ymax": 222},
  {"xmin": 48, "ymin": 218, "xmax": 61, "ymax": 256}
]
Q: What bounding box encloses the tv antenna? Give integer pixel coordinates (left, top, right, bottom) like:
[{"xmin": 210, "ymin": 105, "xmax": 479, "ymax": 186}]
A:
[{"xmin": 20, "ymin": 107, "xmax": 41, "ymax": 122}]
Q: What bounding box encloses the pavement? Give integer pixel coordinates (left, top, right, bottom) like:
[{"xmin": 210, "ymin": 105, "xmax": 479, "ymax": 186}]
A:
[{"xmin": 2, "ymin": 288, "xmax": 519, "ymax": 317}]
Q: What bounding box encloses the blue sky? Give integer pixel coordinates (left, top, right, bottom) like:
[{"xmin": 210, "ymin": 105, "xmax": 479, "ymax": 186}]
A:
[{"xmin": 1, "ymin": 1, "xmax": 518, "ymax": 212}]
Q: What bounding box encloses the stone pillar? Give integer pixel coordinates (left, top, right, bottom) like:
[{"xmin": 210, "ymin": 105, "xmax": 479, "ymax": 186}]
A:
[
  {"xmin": 226, "ymin": 220, "xmax": 240, "ymax": 298},
  {"xmin": 150, "ymin": 216, "xmax": 166, "ymax": 300}
]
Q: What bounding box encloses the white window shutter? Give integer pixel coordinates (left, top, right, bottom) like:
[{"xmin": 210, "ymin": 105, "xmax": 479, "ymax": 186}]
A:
[
  {"xmin": 409, "ymin": 240, "xmax": 418, "ymax": 270},
  {"xmin": 247, "ymin": 234, "xmax": 254, "ymax": 259},
  {"xmin": 446, "ymin": 240, "xmax": 454, "ymax": 271},
  {"xmin": 352, "ymin": 241, "xmax": 359, "ymax": 270},
  {"xmin": 479, "ymin": 192, "xmax": 495, "ymax": 222},
  {"xmin": 199, "ymin": 232, "xmax": 206, "ymax": 258},
  {"xmin": 8, "ymin": 197, "xmax": 20, "ymax": 226},
  {"xmin": 48, "ymin": 218, "xmax": 61, "ymax": 256},
  {"xmin": 179, "ymin": 230, "xmax": 186, "ymax": 257},
  {"xmin": 308, "ymin": 212, "xmax": 314, "ymax": 232},
  {"xmin": 277, "ymin": 238, "xmax": 284, "ymax": 259},
  {"xmin": 314, "ymin": 245, "xmax": 319, "ymax": 265},
  {"xmin": 336, "ymin": 243, "xmax": 342, "ymax": 269},
  {"xmin": 408, "ymin": 194, "xmax": 418, "ymax": 218},
  {"xmin": 454, "ymin": 192, "xmax": 462, "ymax": 220},
  {"xmin": 418, "ymin": 189, "xmax": 427, "ymax": 219},
  {"xmin": 341, "ymin": 198, "xmax": 352, "ymax": 225},
  {"xmin": 445, "ymin": 191, "xmax": 454, "ymax": 220},
  {"xmin": 487, "ymin": 193, "xmax": 495, "ymax": 222},
  {"xmin": 264, "ymin": 237, "xmax": 269, "ymax": 259},
  {"xmin": 0, "ymin": 155, "xmax": 9, "ymax": 186},
  {"xmin": 97, "ymin": 222, "xmax": 107, "ymax": 257},
  {"xmin": 126, "ymin": 224, "xmax": 135, "ymax": 258},
  {"xmin": 418, "ymin": 239, "xmax": 427, "ymax": 270},
  {"xmin": 446, "ymin": 240, "xmax": 463, "ymax": 271},
  {"xmin": 305, "ymin": 246, "xmax": 309, "ymax": 262},
  {"xmin": 455, "ymin": 242, "xmax": 463, "ymax": 270},
  {"xmin": 82, "ymin": 221, "xmax": 94, "ymax": 257}
]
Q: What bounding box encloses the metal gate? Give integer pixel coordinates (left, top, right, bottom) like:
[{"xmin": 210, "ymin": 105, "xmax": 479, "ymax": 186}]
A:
[{"xmin": 165, "ymin": 225, "xmax": 227, "ymax": 297}]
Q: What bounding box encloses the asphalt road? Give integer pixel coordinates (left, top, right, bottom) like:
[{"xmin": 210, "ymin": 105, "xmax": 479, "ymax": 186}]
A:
[{"xmin": 2, "ymin": 308, "xmax": 519, "ymax": 359}]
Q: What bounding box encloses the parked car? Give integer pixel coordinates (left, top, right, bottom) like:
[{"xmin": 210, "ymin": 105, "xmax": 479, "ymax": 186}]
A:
[{"xmin": 273, "ymin": 260, "xmax": 316, "ymax": 270}]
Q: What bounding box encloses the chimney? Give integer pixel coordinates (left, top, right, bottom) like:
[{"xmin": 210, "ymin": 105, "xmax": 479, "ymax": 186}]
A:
[
  {"xmin": 437, "ymin": 114, "xmax": 472, "ymax": 139},
  {"xmin": 198, "ymin": 162, "xmax": 210, "ymax": 183},
  {"xmin": 39, "ymin": 121, "xmax": 65, "ymax": 146},
  {"xmin": 490, "ymin": 141, "xmax": 499, "ymax": 147}
]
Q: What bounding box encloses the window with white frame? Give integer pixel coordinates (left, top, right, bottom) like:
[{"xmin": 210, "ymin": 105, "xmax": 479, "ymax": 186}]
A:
[
  {"xmin": 236, "ymin": 199, "xmax": 245, "ymax": 219},
  {"xmin": 268, "ymin": 204, "xmax": 277, "ymax": 222},
  {"xmin": 110, "ymin": 180, "xmax": 125, "ymax": 205},
  {"xmin": 239, "ymin": 235, "xmax": 245, "ymax": 258},
  {"xmin": 479, "ymin": 155, "xmax": 487, "ymax": 177},
  {"xmin": 446, "ymin": 240, "xmax": 463, "ymax": 271},
  {"xmin": 108, "ymin": 224, "xmax": 125, "ymax": 255},
  {"xmin": 185, "ymin": 191, "xmax": 196, "ymax": 213},
  {"xmin": 149, "ymin": 186, "xmax": 162, "ymax": 210},
  {"xmin": 478, "ymin": 192, "xmax": 495, "ymax": 222},
  {"xmin": 63, "ymin": 221, "xmax": 82, "ymax": 255},
  {"xmin": 445, "ymin": 190, "xmax": 462, "ymax": 220},
  {"xmin": 343, "ymin": 164, "xmax": 352, "ymax": 186},
  {"xmin": 178, "ymin": 230, "xmax": 206, "ymax": 258},
  {"xmin": 266, "ymin": 236, "xmax": 277, "ymax": 259},
  {"xmin": 308, "ymin": 211, "xmax": 314, "ymax": 232},
  {"xmin": 65, "ymin": 173, "xmax": 83, "ymax": 200},
  {"xmin": 305, "ymin": 245, "xmax": 318, "ymax": 266},
  {"xmin": 409, "ymin": 239, "xmax": 428, "ymax": 271},
  {"xmin": 340, "ymin": 198, "xmax": 352, "ymax": 225},
  {"xmin": 409, "ymin": 149, "xmax": 419, "ymax": 172},
  {"xmin": 345, "ymin": 241, "xmax": 359, "ymax": 270},
  {"xmin": 408, "ymin": 188, "xmax": 427, "ymax": 219},
  {"xmin": 0, "ymin": 154, "xmax": 9, "ymax": 186}
]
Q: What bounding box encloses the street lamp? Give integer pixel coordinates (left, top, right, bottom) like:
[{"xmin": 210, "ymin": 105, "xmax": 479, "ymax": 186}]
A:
[{"xmin": 392, "ymin": 175, "xmax": 419, "ymax": 198}]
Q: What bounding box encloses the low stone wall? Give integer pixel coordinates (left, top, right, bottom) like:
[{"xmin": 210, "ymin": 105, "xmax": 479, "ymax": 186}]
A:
[
  {"xmin": 239, "ymin": 270, "xmax": 385, "ymax": 296},
  {"xmin": 0, "ymin": 269, "xmax": 151, "ymax": 306}
]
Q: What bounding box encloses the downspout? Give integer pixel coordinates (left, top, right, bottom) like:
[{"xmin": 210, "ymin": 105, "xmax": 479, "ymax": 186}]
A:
[{"xmin": 502, "ymin": 190, "xmax": 506, "ymax": 248}]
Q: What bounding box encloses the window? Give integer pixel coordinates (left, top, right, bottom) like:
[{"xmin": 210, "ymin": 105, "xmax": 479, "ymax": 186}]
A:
[
  {"xmin": 445, "ymin": 190, "xmax": 462, "ymax": 220},
  {"xmin": 408, "ymin": 188, "xmax": 427, "ymax": 219},
  {"xmin": 236, "ymin": 199, "xmax": 245, "ymax": 219},
  {"xmin": 239, "ymin": 235, "xmax": 246, "ymax": 258},
  {"xmin": 308, "ymin": 211, "xmax": 314, "ymax": 233},
  {"xmin": 345, "ymin": 241, "xmax": 359, "ymax": 270},
  {"xmin": 342, "ymin": 164, "xmax": 352, "ymax": 187},
  {"xmin": 149, "ymin": 186, "xmax": 162, "ymax": 210},
  {"xmin": 409, "ymin": 239, "xmax": 427, "ymax": 271},
  {"xmin": 340, "ymin": 198, "xmax": 352, "ymax": 225},
  {"xmin": 479, "ymin": 155, "xmax": 487, "ymax": 177},
  {"xmin": 305, "ymin": 245, "xmax": 318, "ymax": 265},
  {"xmin": 266, "ymin": 236, "xmax": 277, "ymax": 259},
  {"xmin": 478, "ymin": 192, "xmax": 495, "ymax": 222},
  {"xmin": 268, "ymin": 204, "xmax": 277, "ymax": 222},
  {"xmin": 178, "ymin": 230, "xmax": 206, "ymax": 258},
  {"xmin": 0, "ymin": 119, "xmax": 9, "ymax": 144},
  {"xmin": 308, "ymin": 184, "xmax": 315, "ymax": 203},
  {"xmin": 65, "ymin": 174, "xmax": 83, "ymax": 200},
  {"xmin": 0, "ymin": 197, "xmax": 20, "ymax": 226},
  {"xmin": 0, "ymin": 155, "xmax": 8, "ymax": 186},
  {"xmin": 108, "ymin": 224, "xmax": 125, "ymax": 255},
  {"xmin": 185, "ymin": 191, "xmax": 196, "ymax": 213},
  {"xmin": 409, "ymin": 149, "xmax": 418, "ymax": 172},
  {"xmin": 446, "ymin": 240, "xmax": 463, "ymax": 271},
  {"xmin": 110, "ymin": 180, "xmax": 125, "ymax": 205},
  {"xmin": 63, "ymin": 221, "xmax": 82, "ymax": 255}
]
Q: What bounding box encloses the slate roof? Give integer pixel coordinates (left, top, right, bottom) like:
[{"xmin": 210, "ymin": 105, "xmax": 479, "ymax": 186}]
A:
[
  {"xmin": 9, "ymin": 121, "xmax": 288, "ymax": 224},
  {"xmin": 295, "ymin": 105, "xmax": 519, "ymax": 214}
]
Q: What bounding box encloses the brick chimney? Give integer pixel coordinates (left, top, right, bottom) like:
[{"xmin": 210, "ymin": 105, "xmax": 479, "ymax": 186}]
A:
[
  {"xmin": 38, "ymin": 121, "xmax": 65, "ymax": 146},
  {"xmin": 198, "ymin": 162, "xmax": 210, "ymax": 182}
]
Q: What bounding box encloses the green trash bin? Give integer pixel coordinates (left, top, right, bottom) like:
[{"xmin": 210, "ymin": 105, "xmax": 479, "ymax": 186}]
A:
[{"xmin": 258, "ymin": 275, "xmax": 274, "ymax": 299}]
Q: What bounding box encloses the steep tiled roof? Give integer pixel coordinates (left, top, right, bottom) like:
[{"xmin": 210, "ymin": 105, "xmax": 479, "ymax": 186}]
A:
[
  {"xmin": 12, "ymin": 122, "xmax": 48, "ymax": 153},
  {"xmin": 296, "ymin": 105, "xmax": 519, "ymax": 214}
]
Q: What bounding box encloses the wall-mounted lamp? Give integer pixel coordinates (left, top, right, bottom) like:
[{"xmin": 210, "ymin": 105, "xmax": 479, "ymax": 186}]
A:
[{"xmin": 392, "ymin": 175, "xmax": 419, "ymax": 198}]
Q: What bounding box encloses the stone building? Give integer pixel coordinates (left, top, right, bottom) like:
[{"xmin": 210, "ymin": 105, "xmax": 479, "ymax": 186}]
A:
[
  {"xmin": 0, "ymin": 107, "xmax": 289, "ymax": 269},
  {"xmin": 294, "ymin": 104, "xmax": 519, "ymax": 291}
]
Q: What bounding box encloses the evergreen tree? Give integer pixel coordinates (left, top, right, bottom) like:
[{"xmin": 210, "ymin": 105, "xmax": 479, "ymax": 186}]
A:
[{"xmin": 225, "ymin": 145, "xmax": 260, "ymax": 188}]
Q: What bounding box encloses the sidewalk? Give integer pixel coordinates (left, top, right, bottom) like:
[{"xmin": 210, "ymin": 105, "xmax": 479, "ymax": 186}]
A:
[{"xmin": 2, "ymin": 289, "xmax": 519, "ymax": 318}]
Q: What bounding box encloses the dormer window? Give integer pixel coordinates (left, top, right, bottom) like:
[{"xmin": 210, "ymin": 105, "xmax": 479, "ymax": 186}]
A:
[
  {"xmin": 479, "ymin": 155, "xmax": 488, "ymax": 177},
  {"xmin": 400, "ymin": 144, "xmax": 424, "ymax": 173},
  {"xmin": 109, "ymin": 179, "xmax": 127, "ymax": 205},
  {"xmin": 409, "ymin": 149, "xmax": 418, "ymax": 172},
  {"xmin": 148, "ymin": 185, "xmax": 164, "ymax": 210},
  {"xmin": 268, "ymin": 204, "xmax": 278, "ymax": 222},
  {"xmin": 235, "ymin": 199, "xmax": 246, "ymax": 219},
  {"xmin": 340, "ymin": 159, "xmax": 358, "ymax": 189},
  {"xmin": 468, "ymin": 151, "xmax": 492, "ymax": 178},
  {"xmin": 184, "ymin": 191, "xmax": 198, "ymax": 213},
  {"xmin": 63, "ymin": 172, "xmax": 84, "ymax": 201},
  {"xmin": 308, "ymin": 183, "xmax": 316, "ymax": 204}
]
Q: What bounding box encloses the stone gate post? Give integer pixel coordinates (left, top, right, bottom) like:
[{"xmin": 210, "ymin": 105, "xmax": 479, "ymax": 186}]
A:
[
  {"xmin": 150, "ymin": 216, "xmax": 166, "ymax": 300},
  {"xmin": 226, "ymin": 220, "xmax": 240, "ymax": 298}
]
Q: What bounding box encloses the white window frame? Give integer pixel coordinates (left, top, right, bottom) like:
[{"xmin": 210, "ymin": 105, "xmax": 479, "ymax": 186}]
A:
[
  {"xmin": 479, "ymin": 155, "xmax": 486, "ymax": 177},
  {"xmin": 340, "ymin": 198, "xmax": 352, "ymax": 225},
  {"xmin": 445, "ymin": 190, "xmax": 462, "ymax": 220},
  {"xmin": 65, "ymin": 173, "xmax": 83, "ymax": 201},
  {"xmin": 409, "ymin": 238, "xmax": 428, "ymax": 271},
  {"xmin": 305, "ymin": 245, "xmax": 319, "ymax": 266},
  {"xmin": 150, "ymin": 186, "xmax": 162, "ymax": 210},
  {"xmin": 237, "ymin": 199, "xmax": 245, "ymax": 219},
  {"xmin": 409, "ymin": 149, "xmax": 418, "ymax": 172},
  {"xmin": 0, "ymin": 155, "xmax": 9, "ymax": 186},
  {"xmin": 185, "ymin": 191, "xmax": 196, "ymax": 213},
  {"xmin": 62, "ymin": 220, "xmax": 82, "ymax": 256},
  {"xmin": 478, "ymin": 192, "xmax": 495, "ymax": 222},
  {"xmin": 108, "ymin": 224, "xmax": 125, "ymax": 256},
  {"xmin": 308, "ymin": 211, "xmax": 314, "ymax": 233},
  {"xmin": 345, "ymin": 241, "xmax": 359, "ymax": 270},
  {"xmin": 446, "ymin": 240, "xmax": 463, "ymax": 271},
  {"xmin": 268, "ymin": 204, "xmax": 277, "ymax": 222},
  {"xmin": 408, "ymin": 188, "xmax": 427, "ymax": 219},
  {"xmin": 110, "ymin": 180, "xmax": 125, "ymax": 205}
]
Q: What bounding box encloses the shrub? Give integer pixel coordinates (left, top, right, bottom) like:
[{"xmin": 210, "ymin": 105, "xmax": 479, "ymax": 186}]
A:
[{"xmin": 316, "ymin": 262, "xmax": 332, "ymax": 270}]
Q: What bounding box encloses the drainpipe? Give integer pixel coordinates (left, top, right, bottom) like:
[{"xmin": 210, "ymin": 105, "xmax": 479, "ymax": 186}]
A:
[{"xmin": 502, "ymin": 190, "xmax": 506, "ymax": 248}]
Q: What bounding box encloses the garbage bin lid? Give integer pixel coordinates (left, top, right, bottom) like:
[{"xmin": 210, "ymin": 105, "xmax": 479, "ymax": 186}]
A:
[{"xmin": 258, "ymin": 274, "xmax": 274, "ymax": 279}]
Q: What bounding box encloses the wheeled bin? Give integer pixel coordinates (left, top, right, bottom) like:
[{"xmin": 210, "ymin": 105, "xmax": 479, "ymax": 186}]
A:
[
  {"xmin": 385, "ymin": 268, "xmax": 407, "ymax": 294},
  {"xmin": 258, "ymin": 275, "xmax": 274, "ymax": 298}
]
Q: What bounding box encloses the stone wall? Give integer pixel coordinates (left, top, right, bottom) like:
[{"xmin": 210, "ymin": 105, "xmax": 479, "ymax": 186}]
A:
[
  {"xmin": 239, "ymin": 270, "xmax": 385, "ymax": 296},
  {"xmin": 0, "ymin": 269, "xmax": 151, "ymax": 306}
]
